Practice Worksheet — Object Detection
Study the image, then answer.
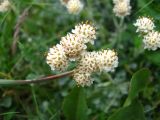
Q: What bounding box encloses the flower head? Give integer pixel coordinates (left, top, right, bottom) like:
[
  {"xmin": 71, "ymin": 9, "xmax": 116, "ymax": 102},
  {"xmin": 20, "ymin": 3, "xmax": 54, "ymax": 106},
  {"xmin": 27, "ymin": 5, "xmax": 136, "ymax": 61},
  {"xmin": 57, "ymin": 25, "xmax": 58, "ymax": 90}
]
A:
[
  {"xmin": 46, "ymin": 44, "xmax": 68, "ymax": 71},
  {"xmin": 73, "ymin": 71, "xmax": 92, "ymax": 87},
  {"xmin": 60, "ymin": 33, "xmax": 87, "ymax": 61},
  {"xmin": 143, "ymin": 31, "xmax": 160, "ymax": 51},
  {"xmin": 113, "ymin": 0, "xmax": 131, "ymax": 18},
  {"xmin": 73, "ymin": 52, "xmax": 98, "ymax": 86},
  {"xmin": 66, "ymin": 0, "xmax": 83, "ymax": 14},
  {"xmin": 0, "ymin": 0, "xmax": 10, "ymax": 12},
  {"xmin": 77, "ymin": 51, "xmax": 99, "ymax": 72},
  {"xmin": 73, "ymin": 50, "xmax": 118, "ymax": 86},
  {"xmin": 72, "ymin": 21, "xmax": 96, "ymax": 44},
  {"xmin": 134, "ymin": 17, "xmax": 155, "ymax": 33},
  {"xmin": 97, "ymin": 50, "xmax": 118, "ymax": 72}
]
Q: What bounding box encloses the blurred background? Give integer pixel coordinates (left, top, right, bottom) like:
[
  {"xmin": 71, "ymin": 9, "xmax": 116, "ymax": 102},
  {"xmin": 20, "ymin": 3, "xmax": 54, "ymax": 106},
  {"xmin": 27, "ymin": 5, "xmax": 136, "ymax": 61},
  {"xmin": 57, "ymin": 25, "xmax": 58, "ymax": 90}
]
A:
[{"xmin": 0, "ymin": 0, "xmax": 160, "ymax": 119}]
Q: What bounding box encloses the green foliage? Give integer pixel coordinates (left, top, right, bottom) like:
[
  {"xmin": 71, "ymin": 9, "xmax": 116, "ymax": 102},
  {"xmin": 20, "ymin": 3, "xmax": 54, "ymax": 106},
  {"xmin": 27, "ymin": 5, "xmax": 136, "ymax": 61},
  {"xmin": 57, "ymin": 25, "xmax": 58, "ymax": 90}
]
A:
[
  {"xmin": 145, "ymin": 51, "xmax": 160, "ymax": 66},
  {"xmin": 128, "ymin": 68, "xmax": 150, "ymax": 99},
  {"xmin": 109, "ymin": 68, "xmax": 150, "ymax": 120},
  {"xmin": 108, "ymin": 100, "xmax": 145, "ymax": 120},
  {"xmin": 124, "ymin": 68, "xmax": 151, "ymax": 106},
  {"xmin": 62, "ymin": 87, "xmax": 88, "ymax": 120}
]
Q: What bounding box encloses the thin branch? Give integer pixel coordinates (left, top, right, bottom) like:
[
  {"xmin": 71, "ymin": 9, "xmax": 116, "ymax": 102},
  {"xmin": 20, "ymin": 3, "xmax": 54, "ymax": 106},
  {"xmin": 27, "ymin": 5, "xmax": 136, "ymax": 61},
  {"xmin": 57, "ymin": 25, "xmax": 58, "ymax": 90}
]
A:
[
  {"xmin": 11, "ymin": 6, "xmax": 31, "ymax": 55},
  {"xmin": 0, "ymin": 71, "xmax": 74, "ymax": 85}
]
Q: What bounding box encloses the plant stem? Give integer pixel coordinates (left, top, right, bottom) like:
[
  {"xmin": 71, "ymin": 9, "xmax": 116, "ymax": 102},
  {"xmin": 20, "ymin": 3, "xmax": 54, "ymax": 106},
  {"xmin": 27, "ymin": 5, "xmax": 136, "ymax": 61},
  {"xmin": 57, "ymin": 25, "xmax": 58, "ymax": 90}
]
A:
[
  {"xmin": 116, "ymin": 17, "xmax": 124, "ymax": 47},
  {"xmin": 112, "ymin": 17, "xmax": 125, "ymax": 47},
  {"xmin": 0, "ymin": 70, "xmax": 74, "ymax": 85}
]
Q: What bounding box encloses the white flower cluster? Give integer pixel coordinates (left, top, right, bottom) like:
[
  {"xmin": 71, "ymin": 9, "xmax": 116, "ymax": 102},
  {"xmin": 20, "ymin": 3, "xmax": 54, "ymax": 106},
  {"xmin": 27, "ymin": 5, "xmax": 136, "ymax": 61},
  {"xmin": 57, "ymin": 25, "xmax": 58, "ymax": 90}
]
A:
[
  {"xmin": 74, "ymin": 52, "xmax": 98, "ymax": 86},
  {"xmin": 60, "ymin": 0, "xmax": 83, "ymax": 14},
  {"xmin": 74, "ymin": 50, "xmax": 118, "ymax": 86},
  {"xmin": 0, "ymin": 0, "xmax": 10, "ymax": 12},
  {"xmin": 60, "ymin": 33, "xmax": 86, "ymax": 61},
  {"xmin": 46, "ymin": 22, "xmax": 96, "ymax": 72},
  {"xmin": 72, "ymin": 22, "xmax": 96, "ymax": 44},
  {"xmin": 134, "ymin": 17, "xmax": 155, "ymax": 33},
  {"xmin": 113, "ymin": 0, "xmax": 131, "ymax": 18},
  {"xmin": 134, "ymin": 17, "xmax": 160, "ymax": 51},
  {"xmin": 143, "ymin": 31, "xmax": 160, "ymax": 50},
  {"xmin": 46, "ymin": 21, "xmax": 118, "ymax": 87},
  {"xmin": 97, "ymin": 50, "xmax": 118, "ymax": 72},
  {"xmin": 46, "ymin": 44, "xmax": 68, "ymax": 71}
]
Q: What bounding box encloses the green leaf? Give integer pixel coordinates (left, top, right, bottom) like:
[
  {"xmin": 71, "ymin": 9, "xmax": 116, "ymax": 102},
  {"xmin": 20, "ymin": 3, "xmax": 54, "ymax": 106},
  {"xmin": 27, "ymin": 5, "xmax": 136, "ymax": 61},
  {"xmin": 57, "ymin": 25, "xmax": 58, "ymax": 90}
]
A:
[
  {"xmin": 108, "ymin": 100, "xmax": 145, "ymax": 120},
  {"xmin": 124, "ymin": 68, "xmax": 151, "ymax": 106},
  {"xmin": 128, "ymin": 68, "xmax": 151, "ymax": 100},
  {"xmin": 62, "ymin": 87, "xmax": 88, "ymax": 120},
  {"xmin": 145, "ymin": 51, "xmax": 160, "ymax": 66}
]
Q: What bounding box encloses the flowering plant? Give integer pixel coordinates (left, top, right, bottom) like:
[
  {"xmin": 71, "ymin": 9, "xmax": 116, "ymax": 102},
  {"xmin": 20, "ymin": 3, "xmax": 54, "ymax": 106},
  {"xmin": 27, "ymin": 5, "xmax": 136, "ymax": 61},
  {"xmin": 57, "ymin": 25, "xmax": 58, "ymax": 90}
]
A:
[{"xmin": 0, "ymin": 0, "xmax": 159, "ymax": 119}]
